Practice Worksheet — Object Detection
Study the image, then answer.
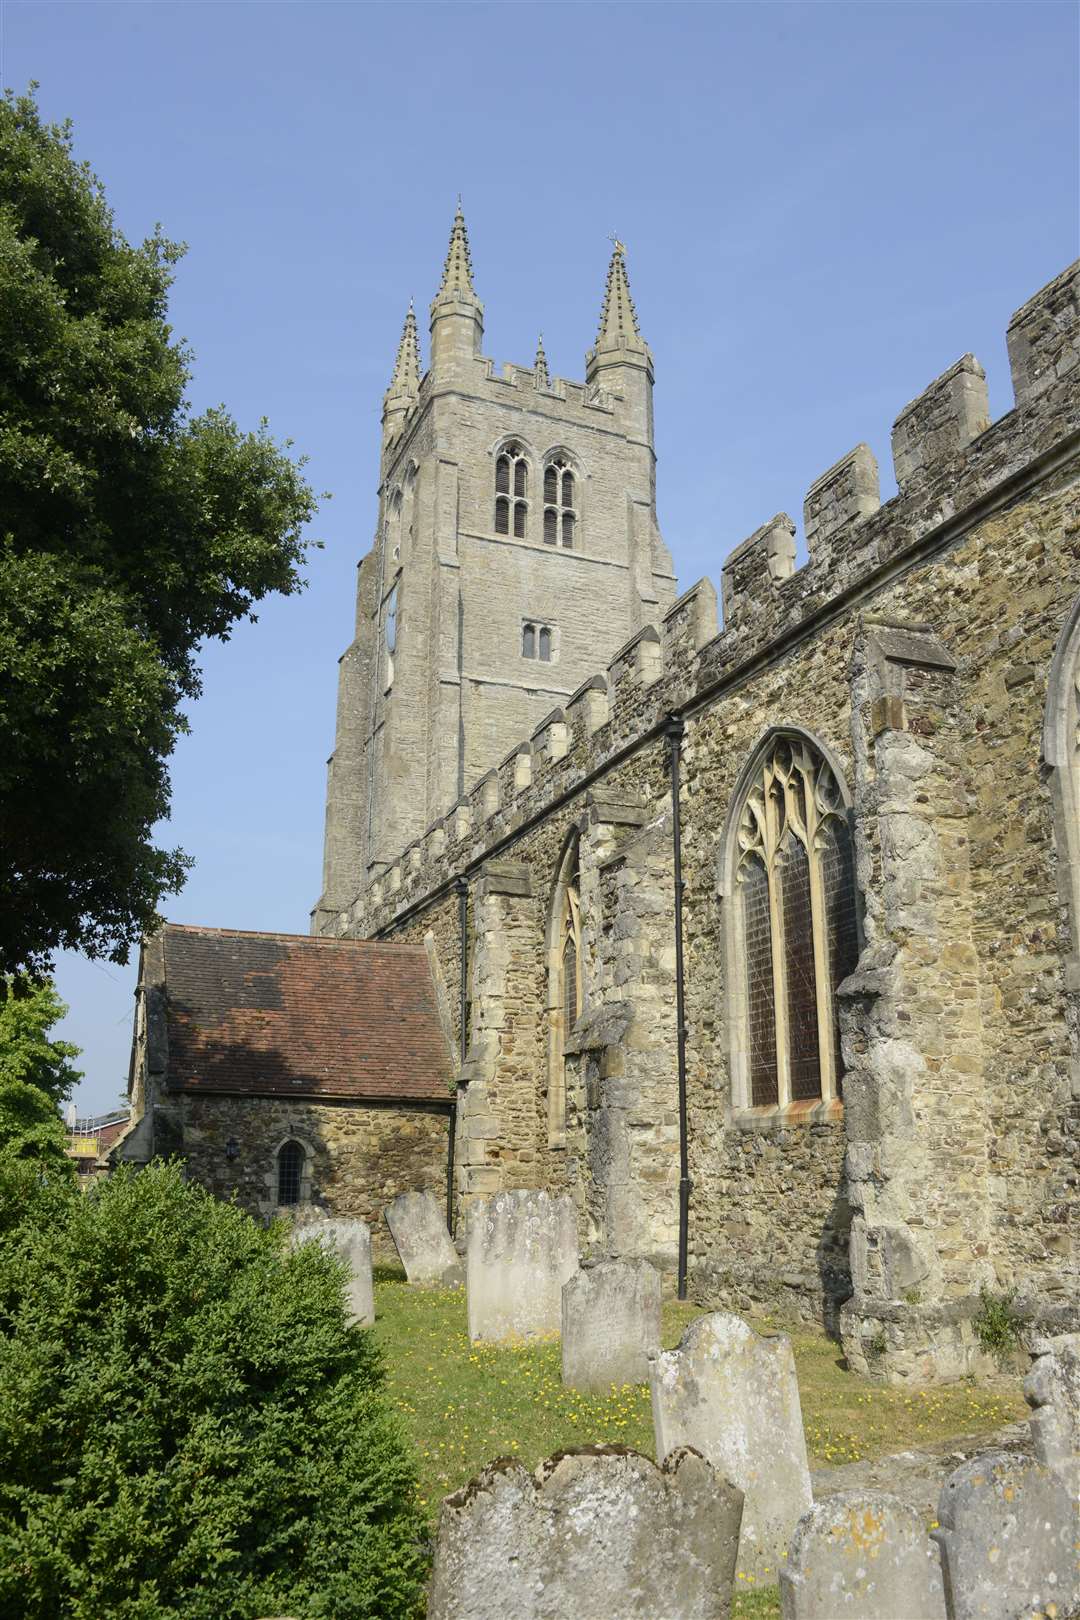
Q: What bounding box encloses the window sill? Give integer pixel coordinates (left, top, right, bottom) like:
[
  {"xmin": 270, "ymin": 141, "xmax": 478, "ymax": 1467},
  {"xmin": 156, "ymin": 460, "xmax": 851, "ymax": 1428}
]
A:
[{"xmin": 728, "ymin": 1098, "xmax": 844, "ymax": 1133}]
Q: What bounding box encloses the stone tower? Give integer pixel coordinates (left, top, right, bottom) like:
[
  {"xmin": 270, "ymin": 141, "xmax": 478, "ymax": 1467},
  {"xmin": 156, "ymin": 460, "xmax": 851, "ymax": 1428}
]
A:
[{"xmin": 314, "ymin": 209, "xmax": 676, "ymax": 924}]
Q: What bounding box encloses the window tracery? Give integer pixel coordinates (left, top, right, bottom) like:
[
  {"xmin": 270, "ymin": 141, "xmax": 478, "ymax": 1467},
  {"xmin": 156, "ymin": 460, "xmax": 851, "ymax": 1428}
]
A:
[
  {"xmin": 543, "ymin": 456, "xmax": 577, "ymax": 548},
  {"xmin": 1043, "ymin": 596, "xmax": 1080, "ymax": 976},
  {"xmin": 496, "ymin": 443, "xmax": 529, "ymax": 539},
  {"xmin": 547, "ymin": 836, "xmax": 583, "ymax": 1145},
  {"xmin": 733, "ymin": 734, "xmax": 858, "ymax": 1108}
]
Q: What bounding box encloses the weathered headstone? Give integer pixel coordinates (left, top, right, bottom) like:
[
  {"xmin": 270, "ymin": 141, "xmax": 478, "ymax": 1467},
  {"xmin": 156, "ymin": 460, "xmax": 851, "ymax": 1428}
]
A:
[
  {"xmin": 561, "ymin": 1258, "xmax": 661, "ymax": 1392},
  {"xmin": 1025, "ymin": 1331, "xmax": 1080, "ymax": 1501},
  {"xmin": 466, "ymin": 1190, "xmax": 577, "ymax": 1343},
  {"xmin": 288, "ymin": 1216, "xmax": 374, "ymax": 1327},
  {"xmin": 384, "ymin": 1190, "xmax": 462, "ymax": 1286},
  {"xmin": 780, "ymin": 1492, "xmax": 946, "ymax": 1620},
  {"xmin": 428, "ymin": 1445, "xmax": 743, "ymax": 1620},
  {"xmin": 650, "ymin": 1312, "xmax": 812, "ymax": 1579},
  {"xmin": 932, "ymin": 1450, "xmax": 1080, "ymax": 1620}
]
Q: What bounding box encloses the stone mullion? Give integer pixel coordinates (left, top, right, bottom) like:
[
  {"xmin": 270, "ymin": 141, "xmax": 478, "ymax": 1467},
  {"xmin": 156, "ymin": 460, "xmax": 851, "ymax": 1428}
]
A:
[
  {"xmin": 763, "ymin": 767, "xmax": 791, "ymax": 1108},
  {"xmin": 805, "ymin": 791, "xmax": 837, "ymax": 1105}
]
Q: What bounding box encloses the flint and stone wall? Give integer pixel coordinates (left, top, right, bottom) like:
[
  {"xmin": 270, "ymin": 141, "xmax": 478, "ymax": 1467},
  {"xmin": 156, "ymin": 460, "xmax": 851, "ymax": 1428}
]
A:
[
  {"xmin": 150, "ymin": 1092, "xmax": 450, "ymax": 1260},
  {"xmin": 318, "ymin": 262, "xmax": 1080, "ymax": 1378}
]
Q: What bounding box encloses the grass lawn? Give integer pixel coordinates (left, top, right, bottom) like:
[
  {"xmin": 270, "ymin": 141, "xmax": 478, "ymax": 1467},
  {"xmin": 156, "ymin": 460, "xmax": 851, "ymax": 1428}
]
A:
[{"xmin": 372, "ymin": 1268, "xmax": 1026, "ymax": 1618}]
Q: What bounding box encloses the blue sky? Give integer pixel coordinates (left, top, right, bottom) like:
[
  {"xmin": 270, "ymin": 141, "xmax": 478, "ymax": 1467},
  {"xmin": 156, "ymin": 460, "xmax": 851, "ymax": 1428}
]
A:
[{"xmin": 3, "ymin": 0, "xmax": 1077, "ymax": 1113}]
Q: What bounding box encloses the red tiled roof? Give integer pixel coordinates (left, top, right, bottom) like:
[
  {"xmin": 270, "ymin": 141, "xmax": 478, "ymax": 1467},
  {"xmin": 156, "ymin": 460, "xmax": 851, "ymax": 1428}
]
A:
[{"xmin": 160, "ymin": 924, "xmax": 454, "ymax": 1103}]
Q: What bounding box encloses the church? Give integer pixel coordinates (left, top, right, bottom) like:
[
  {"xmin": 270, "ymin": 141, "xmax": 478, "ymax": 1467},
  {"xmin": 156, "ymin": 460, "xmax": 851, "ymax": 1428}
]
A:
[{"xmin": 120, "ymin": 208, "xmax": 1080, "ymax": 1383}]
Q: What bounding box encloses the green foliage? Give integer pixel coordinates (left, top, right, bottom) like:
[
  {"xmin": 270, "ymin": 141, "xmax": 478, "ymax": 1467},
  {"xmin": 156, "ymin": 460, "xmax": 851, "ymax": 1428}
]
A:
[
  {"xmin": 973, "ymin": 1286, "xmax": 1030, "ymax": 1359},
  {"xmin": 0, "ymin": 1163, "xmax": 426, "ymax": 1619},
  {"xmin": 0, "ymin": 978, "xmax": 80, "ymax": 1176},
  {"xmin": 0, "ymin": 978, "xmax": 81, "ymax": 1105},
  {"xmin": 0, "ymin": 87, "xmax": 320, "ymax": 979}
]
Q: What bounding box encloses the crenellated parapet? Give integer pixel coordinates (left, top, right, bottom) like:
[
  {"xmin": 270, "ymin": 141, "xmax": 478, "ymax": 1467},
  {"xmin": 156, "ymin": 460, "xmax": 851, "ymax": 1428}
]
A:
[{"xmin": 327, "ymin": 259, "xmax": 1080, "ymax": 943}]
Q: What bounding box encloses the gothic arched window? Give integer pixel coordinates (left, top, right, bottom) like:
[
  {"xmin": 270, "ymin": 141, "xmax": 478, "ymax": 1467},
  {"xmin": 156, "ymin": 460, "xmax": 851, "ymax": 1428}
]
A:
[
  {"xmin": 547, "ymin": 835, "xmax": 583, "ymax": 1145},
  {"xmin": 386, "ymin": 489, "xmax": 403, "ymax": 562},
  {"xmin": 277, "ymin": 1140, "xmax": 305, "ymax": 1206},
  {"xmin": 543, "ymin": 455, "xmax": 578, "ymax": 548},
  {"xmin": 731, "ymin": 734, "xmax": 858, "ymax": 1109},
  {"xmin": 401, "ymin": 465, "xmax": 417, "ymax": 560},
  {"xmin": 496, "ymin": 443, "xmax": 529, "ymax": 539},
  {"xmin": 1044, "ymin": 596, "xmax": 1080, "ymax": 976}
]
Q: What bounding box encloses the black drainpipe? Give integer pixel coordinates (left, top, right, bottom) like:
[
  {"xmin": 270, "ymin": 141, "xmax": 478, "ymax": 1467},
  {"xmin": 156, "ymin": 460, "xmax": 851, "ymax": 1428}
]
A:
[
  {"xmin": 445, "ymin": 874, "xmax": 469, "ymax": 1235},
  {"xmin": 666, "ymin": 713, "xmax": 691, "ymax": 1301}
]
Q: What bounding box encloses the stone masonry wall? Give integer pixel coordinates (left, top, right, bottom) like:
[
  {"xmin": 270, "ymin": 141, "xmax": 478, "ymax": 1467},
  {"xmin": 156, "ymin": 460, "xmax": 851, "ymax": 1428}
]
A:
[
  {"xmin": 168, "ymin": 1093, "xmax": 451, "ymax": 1261},
  {"xmin": 319, "ymin": 262, "xmax": 1080, "ymax": 1366}
]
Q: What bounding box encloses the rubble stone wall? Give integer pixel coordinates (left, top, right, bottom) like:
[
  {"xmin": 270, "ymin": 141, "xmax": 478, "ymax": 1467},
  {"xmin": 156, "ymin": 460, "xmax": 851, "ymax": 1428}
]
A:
[
  {"xmin": 318, "ymin": 262, "xmax": 1080, "ymax": 1371},
  {"xmin": 164, "ymin": 1092, "xmax": 451, "ymax": 1260}
]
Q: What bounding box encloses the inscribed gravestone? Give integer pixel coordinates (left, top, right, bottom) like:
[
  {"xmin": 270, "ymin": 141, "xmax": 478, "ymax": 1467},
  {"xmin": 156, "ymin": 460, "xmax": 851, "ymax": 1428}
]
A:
[
  {"xmin": 932, "ymin": 1450, "xmax": 1080, "ymax": 1620},
  {"xmin": 466, "ymin": 1190, "xmax": 577, "ymax": 1343},
  {"xmin": 561, "ymin": 1258, "xmax": 661, "ymax": 1392},
  {"xmin": 428, "ymin": 1445, "xmax": 743, "ymax": 1620},
  {"xmin": 1025, "ymin": 1331, "xmax": 1080, "ymax": 1502},
  {"xmin": 288, "ymin": 1216, "xmax": 374, "ymax": 1327},
  {"xmin": 384, "ymin": 1190, "xmax": 462, "ymax": 1285},
  {"xmin": 650, "ymin": 1312, "xmax": 812, "ymax": 1579},
  {"xmin": 779, "ymin": 1492, "xmax": 946, "ymax": 1620}
]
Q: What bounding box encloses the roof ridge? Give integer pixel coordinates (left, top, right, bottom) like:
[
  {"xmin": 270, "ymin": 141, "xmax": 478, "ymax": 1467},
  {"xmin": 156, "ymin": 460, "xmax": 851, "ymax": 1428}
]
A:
[{"xmin": 162, "ymin": 922, "xmax": 426, "ymax": 949}]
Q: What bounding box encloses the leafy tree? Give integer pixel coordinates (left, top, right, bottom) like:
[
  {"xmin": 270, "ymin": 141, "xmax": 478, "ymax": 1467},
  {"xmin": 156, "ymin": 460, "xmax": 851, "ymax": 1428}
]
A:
[
  {"xmin": 0, "ymin": 1162, "xmax": 427, "ymax": 1618},
  {"xmin": 0, "ymin": 87, "xmax": 320, "ymax": 980},
  {"xmin": 0, "ymin": 978, "xmax": 81, "ymax": 1106},
  {"xmin": 0, "ymin": 978, "xmax": 79, "ymax": 1174}
]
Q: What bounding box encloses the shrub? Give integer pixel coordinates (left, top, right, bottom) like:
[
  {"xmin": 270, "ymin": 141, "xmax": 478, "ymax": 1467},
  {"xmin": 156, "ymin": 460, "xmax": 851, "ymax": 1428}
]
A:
[
  {"xmin": 0, "ymin": 1162, "xmax": 426, "ymax": 1618},
  {"xmin": 973, "ymin": 1285, "xmax": 1030, "ymax": 1360}
]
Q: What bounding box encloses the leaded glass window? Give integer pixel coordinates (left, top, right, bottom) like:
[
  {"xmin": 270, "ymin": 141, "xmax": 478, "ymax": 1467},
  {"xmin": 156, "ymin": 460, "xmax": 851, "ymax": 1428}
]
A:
[
  {"xmin": 547, "ymin": 836, "xmax": 583, "ymax": 1145},
  {"xmin": 277, "ymin": 1140, "xmax": 304, "ymax": 1206},
  {"xmin": 734, "ymin": 735, "xmax": 858, "ymax": 1107}
]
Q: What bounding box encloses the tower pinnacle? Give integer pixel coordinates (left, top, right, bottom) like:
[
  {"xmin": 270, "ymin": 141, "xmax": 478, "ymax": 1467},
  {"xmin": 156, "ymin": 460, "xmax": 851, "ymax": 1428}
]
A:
[
  {"xmin": 596, "ymin": 237, "xmax": 642, "ymax": 345},
  {"xmin": 534, "ymin": 331, "xmax": 550, "ymax": 388},
  {"xmin": 387, "ymin": 300, "xmax": 421, "ymax": 398},
  {"xmin": 437, "ymin": 199, "xmax": 476, "ymax": 299}
]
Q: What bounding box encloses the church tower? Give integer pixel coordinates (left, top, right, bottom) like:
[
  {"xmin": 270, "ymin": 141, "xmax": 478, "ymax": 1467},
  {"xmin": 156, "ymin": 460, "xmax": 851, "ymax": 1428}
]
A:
[{"xmin": 314, "ymin": 209, "xmax": 676, "ymax": 925}]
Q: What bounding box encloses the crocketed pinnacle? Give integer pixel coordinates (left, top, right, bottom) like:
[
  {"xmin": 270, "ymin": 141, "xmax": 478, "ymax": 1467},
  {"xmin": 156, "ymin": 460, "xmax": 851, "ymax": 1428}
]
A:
[
  {"xmin": 596, "ymin": 237, "xmax": 642, "ymax": 345},
  {"xmin": 437, "ymin": 199, "xmax": 476, "ymax": 298},
  {"xmin": 534, "ymin": 331, "xmax": 550, "ymax": 388},
  {"xmin": 387, "ymin": 300, "xmax": 421, "ymax": 396}
]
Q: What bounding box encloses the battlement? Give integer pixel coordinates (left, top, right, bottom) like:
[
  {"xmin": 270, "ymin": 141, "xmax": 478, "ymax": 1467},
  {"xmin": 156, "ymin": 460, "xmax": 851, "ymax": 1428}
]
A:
[
  {"xmin": 384, "ymin": 351, "xmax": 618, "ymax": 467},
  {"xmin": 326, "ymin": 260, "xmax": 1080, "ymax": 939}
]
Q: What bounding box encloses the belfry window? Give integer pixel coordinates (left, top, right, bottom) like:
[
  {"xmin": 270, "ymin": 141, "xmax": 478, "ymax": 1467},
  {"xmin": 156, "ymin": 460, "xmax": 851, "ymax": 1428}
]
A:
[
  {"xmin": 383, "ymin": 582, "xmax": 398, "ymax": 690},
  {"xmin": 543, "ymin": 456, "xmax": 577, "ymax": 549},
  {"xmin": 496, "ymin": 444, "xmax": 529, "ymax": 539},
  {"xmin": 547, "ymin": 835, "xmax": 583, "ymax": 1144},
  {"xmin": 732, "ymin": 734, "xmax": 858, "ymax": 1109},
  {"xmin": 276, "ymin": 1140, "xmax": 304, "ymax": 1206},
  {"xmin": 522, "ymin": 621, "xmax": 553, "ymax": 662}
]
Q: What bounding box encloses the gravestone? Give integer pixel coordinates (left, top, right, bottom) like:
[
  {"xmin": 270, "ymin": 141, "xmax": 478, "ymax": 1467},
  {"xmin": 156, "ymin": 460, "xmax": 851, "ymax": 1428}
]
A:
[
  {"xmin": 288, "ymin": 1216, "xmax": 374, "ymax": 1327},
  {"xmin": 466, "ymin": 1190, "xmax": 578, "ymax": 1343},
  {"xmin": 932, "ymin": 1450, "xmax": 1080, "ymax": 1620},
  {"xmin": 650, "ymin": 1312, "xmax": 812, "ymax": 1579},
  {"xmin": 384, "ymin": 1190, "xmax": 462, "ymax": 1286},
  {"xmin": 428, "ymin": 1445, "xmax": 743, "ymax": 1620},
  {"xmin": 779, "ymin": 1492, "xmax": 946, "ymax": 1620},
  {"xmin": 561, "ymin": 1258, "xmax": 661, "ymax": 1392},
  {"xmin": 1025, "ymin": 1331, "xmax": 1080, "ymax": 1501}
]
